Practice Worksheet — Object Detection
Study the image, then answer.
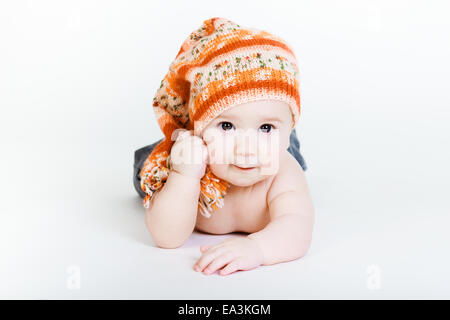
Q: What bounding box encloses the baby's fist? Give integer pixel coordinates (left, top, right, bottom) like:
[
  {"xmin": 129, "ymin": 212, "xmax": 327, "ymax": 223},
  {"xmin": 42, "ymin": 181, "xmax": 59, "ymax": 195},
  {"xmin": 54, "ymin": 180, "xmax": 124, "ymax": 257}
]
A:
[{"xmin": 170, "ymin": 129, "xmax": 208, "ymax": 179}]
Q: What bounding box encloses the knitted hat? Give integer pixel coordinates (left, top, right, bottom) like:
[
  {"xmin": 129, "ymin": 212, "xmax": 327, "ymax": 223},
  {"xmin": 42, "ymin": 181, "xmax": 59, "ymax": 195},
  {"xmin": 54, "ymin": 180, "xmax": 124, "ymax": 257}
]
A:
[{"xmin": 140, "ymin": 17, "xmax": 301, "ymax": 218}]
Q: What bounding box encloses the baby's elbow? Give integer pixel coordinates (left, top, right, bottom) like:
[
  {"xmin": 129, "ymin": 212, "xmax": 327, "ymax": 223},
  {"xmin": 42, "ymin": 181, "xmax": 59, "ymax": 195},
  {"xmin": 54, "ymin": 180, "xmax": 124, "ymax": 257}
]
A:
[
  {"xmin": 298, "ymin": 243, "xmax": 311, "ymax": 259},
  {"xmin": 145, "ymin": 220, "xmax": 189, "ymax": 249},
  {"xmin": 296, "ymin": 234, "xmax": 313, "ymax": 259},
  {"xmin": 144, "ymin": 204, "xmax": 193, "ymax": 249},
  {"xmin": 154, "ymin": 239, "xmax": 185, "ymax": 249},
  {"xmin": 147, "ymin": 227, "xmax": 188, "ymax": 249}
]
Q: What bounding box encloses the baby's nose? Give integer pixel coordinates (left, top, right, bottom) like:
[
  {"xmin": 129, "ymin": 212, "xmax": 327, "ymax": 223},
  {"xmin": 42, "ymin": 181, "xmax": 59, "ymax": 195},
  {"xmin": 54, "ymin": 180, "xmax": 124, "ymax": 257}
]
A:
[{"xmin": 234, "ymin": 130, "xmax": 258, "ymax": 161}]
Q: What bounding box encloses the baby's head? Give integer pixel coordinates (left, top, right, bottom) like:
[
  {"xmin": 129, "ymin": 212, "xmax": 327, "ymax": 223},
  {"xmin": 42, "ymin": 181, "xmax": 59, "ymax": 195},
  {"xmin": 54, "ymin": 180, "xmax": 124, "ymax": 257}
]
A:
[{"xmin": 200, "ymin": 99, "xmax": 293, "ymax": 186}]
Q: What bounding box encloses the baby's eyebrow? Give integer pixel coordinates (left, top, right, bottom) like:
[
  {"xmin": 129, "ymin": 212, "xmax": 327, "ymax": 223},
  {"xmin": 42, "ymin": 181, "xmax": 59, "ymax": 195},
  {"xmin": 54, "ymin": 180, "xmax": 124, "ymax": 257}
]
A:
[
  {"xmin": 216, "ymin": 114, "xmax": 282, "ymax": 123},
  {"xmin": 261, "ymin": 117, "xmax": 282, "ymax": 123},
  {"xmin": 216, "ymin": 113, "xmax": 238, "ymax": 120}
]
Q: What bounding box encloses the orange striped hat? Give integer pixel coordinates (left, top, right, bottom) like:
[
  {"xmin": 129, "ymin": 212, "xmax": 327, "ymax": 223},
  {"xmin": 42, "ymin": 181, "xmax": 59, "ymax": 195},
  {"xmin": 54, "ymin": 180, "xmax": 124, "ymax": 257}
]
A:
[{"xmin": 140, "ymin": 17, "xmax": 301, "ymax": 217}]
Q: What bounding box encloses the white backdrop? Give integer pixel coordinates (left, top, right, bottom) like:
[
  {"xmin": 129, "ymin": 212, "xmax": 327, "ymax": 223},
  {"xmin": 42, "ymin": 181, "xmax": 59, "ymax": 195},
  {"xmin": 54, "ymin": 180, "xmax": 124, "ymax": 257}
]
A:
[{"xmin": 1, "ymin": 0, "xmax": 449, "ymax": 299}]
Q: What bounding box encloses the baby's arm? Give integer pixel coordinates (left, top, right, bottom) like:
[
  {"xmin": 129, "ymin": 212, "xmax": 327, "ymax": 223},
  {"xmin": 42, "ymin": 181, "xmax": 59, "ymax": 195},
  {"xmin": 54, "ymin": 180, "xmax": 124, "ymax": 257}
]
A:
[
  {"xmin": 248, "ymin": 155, "xmax": 315, "ymax": 265},
  {"xmin": 145, "ymin": 171, "xmax": 200, "ymax": 249},
  {"xmin": 145, "ymin": 130, "xmax": 207, "ymax": 249}
]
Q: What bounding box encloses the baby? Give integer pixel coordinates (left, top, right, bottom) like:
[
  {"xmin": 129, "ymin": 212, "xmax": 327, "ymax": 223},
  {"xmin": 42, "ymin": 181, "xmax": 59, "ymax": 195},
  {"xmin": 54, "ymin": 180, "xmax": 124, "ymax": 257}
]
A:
[{"xmin": 134, "ymin": 17, "xmax": 314, "ymax": 276}]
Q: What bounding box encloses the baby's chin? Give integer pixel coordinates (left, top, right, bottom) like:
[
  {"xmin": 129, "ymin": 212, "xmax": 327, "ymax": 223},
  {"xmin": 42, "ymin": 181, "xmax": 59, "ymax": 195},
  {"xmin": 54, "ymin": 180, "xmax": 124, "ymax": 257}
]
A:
[{"xmin": 208, "ymin": 164, "xmax": 273, "ymax": 187}]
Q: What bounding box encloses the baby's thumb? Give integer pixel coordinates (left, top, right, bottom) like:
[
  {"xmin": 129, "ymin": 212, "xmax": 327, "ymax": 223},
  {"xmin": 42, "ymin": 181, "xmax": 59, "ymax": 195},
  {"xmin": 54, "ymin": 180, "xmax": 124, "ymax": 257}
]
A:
[{"xmin": 172, "ymin": 129, "xmax": 191, "ymax": 142}]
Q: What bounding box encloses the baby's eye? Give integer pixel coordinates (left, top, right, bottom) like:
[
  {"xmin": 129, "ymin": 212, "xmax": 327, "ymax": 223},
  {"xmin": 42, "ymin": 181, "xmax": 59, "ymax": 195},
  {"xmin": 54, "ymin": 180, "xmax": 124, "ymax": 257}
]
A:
[
  {"xmin": 259, "ymin": 123, "xmax": 274, "ymax": 133},
  {"xmin": 219, "ymin": 121, "xmax": 234, "ymax": 131}
]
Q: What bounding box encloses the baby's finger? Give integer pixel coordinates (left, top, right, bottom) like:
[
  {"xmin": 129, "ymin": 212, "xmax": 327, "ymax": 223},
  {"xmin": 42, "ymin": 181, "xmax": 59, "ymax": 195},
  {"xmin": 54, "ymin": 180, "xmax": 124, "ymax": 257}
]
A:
[
  {"xmin": 203, "ymin": 252, "xmax": 235, "ymax": 275},
  {"xmin": 194, "ymin": 247, "xmax": 224, "ymax": 272},
  {"xmin": 201, "ymin": 240, "xmax": 228, "ymax": 252},
  {"xmin": 173, "ymin": 129, "xmax": 192, "ymax": 142},
  {"xmin": 219, "ymin": 256, "xmax": 248, "ymax": 276}
]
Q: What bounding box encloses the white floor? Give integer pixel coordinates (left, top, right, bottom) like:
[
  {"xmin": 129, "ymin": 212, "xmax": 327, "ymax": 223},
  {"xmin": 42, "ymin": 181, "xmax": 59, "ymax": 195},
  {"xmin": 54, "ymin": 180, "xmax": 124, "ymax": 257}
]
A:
[{"xmin": 1, "ymin": 1, "xmax": 449, "ymax": 299}]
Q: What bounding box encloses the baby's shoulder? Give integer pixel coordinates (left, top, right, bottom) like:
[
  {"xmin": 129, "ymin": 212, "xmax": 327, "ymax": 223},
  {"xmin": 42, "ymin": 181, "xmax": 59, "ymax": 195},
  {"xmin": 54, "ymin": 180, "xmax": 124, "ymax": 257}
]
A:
[{"xmin": 266, "ymin": 150, "xmax": 307, "ymax": 205}]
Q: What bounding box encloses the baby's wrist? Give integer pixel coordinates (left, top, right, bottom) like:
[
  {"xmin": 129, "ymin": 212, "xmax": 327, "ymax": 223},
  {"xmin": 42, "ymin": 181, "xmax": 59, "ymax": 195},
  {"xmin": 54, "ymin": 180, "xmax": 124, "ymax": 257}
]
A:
[
  {"xmin": 170, "ymin": 168, "xmax": 203, "ymax": 182},
  {"xmin": 247, "ymin": 234, "xmax": 266, "ymax": 265}
]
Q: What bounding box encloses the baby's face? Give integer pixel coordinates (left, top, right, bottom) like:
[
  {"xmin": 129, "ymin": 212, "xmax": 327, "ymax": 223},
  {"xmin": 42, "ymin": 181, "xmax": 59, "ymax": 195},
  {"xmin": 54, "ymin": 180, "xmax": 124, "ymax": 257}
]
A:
[{"xmin": 201, "ymin": 100, "xmax": 293, "ymax": 187}]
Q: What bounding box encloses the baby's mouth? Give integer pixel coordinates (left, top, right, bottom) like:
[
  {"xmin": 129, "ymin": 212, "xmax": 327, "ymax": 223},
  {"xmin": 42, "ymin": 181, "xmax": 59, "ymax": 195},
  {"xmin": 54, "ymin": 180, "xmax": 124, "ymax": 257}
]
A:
[{"xmin": 233, "ymin": 164, "xmax": 257, "ymax": 171}]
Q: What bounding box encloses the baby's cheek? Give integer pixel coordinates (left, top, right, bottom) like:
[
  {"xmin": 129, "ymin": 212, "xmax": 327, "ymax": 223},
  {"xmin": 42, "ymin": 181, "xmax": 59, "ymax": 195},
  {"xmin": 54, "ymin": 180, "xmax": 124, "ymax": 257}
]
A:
[
  {"xmin": 204, "ymin": 132, "xmax": 235, "ymax": 165},
  {"xmin": 257, "ymin": 142, "xmax": 282, "ymax": 176},
  {"xmin": 257, "ymin": 138, "xmax": 277, "ymax": 163},
  {"xmin": 208, "ymin": 163, "xmax": 230, "ymax": 181}
]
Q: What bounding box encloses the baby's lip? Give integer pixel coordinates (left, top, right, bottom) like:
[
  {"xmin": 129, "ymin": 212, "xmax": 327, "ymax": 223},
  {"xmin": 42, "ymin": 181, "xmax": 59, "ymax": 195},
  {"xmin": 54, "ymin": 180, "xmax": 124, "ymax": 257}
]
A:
[{"xmin": 233, "ymin": 164, "xmax": 258, "ymax": 170}]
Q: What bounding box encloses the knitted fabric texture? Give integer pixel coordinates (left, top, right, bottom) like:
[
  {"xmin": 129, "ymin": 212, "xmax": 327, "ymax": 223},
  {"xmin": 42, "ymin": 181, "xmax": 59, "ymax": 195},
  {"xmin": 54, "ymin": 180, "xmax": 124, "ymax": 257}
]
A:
[{"xmin": 140, "ymin": 17, "xmax": 301, "ymax": 218}]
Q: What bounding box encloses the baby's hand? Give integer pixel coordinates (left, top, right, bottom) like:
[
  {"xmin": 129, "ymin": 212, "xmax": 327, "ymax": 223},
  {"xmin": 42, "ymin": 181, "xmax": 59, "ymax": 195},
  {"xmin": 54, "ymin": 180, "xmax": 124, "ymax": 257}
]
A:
[
  {"xmin": 170, "ymin": 129, "xmax": 208, "ymax": 179},
  {"xmin": 193, "ymin": 237, "xmax": 264, "ymax": 276}
]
